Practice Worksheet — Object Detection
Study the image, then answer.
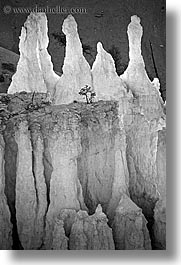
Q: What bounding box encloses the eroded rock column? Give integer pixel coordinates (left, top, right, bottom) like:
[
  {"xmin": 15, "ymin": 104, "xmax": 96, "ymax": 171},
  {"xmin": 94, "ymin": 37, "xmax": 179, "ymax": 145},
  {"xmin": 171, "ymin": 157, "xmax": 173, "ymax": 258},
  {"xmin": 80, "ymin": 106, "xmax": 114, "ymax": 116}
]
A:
[
  {"xmin": 121, "ymin": 15, "xmax": 160, "ymax": 97},
  {"xmin": 69, "ymin": 205, "xmax": 115, "ymax": 250},
  {"xmin": 92, "ymin": 42, "xmax": 127, "ymax": 100},
  {"xmin": 37, "ymin": 13, "xmax": 60, "ymax": 96},
  {"xmin": 43, "ymin": 113, "xmax": 87, "ymax": 249},
  {"xmin": 54, "ymin": 15, "xmax": 93, "ymax": 105},
  {"xmin": 8, "ymin": 13, "xmax": 47, "ymax": 94},
  {"xmin": 15, "ymin": 121, "xmax": 47, "ymax": 249},
  {"xmin": 111, "ymin": 194, "xmax": 151, "ymax": 250}
]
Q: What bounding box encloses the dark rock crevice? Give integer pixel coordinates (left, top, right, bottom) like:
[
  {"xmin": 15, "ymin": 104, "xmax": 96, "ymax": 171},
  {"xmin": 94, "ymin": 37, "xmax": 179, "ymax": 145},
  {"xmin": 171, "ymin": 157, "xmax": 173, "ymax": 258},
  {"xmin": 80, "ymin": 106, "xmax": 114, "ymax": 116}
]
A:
[
  {"xmin": 42, "ymin": 137, "xmax": 52, "ymax": 208},
  {"xmin": 3, "ymin": 122, "xmax": 23, "ymax": 249},
  {"xmin": 29, "ymin": 125, "xmax": 40, "ymax": 216},
  {"xmin": 40, "ymin": 136, "xmax": 53, "ymax": 249}
]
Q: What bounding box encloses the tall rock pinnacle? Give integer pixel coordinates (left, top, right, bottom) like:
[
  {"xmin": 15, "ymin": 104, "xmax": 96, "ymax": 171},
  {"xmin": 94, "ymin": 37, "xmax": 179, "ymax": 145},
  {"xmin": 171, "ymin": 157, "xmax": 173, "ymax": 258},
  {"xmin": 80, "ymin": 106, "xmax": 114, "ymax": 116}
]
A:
[
  {"xmin": 92, "ymin": 42, "xmax": 127, "ymax": 100},
  {"xmin": 8, "ymin": 13, "xmax": 59, "ymax": 95},
  {"xmin": 53, "ymin": 15, "xmax": 92, "ymax": 105},
  {"xmin": 37, "ymin": 13, "xmax": 60, "ymax": 96},
  {"xmin": 8, "ymin": 13, "xmax": 47, "ymax": 94},
  {"xmin": 121, "ymin": 15, "xmax": 160, "ymax": 96}
]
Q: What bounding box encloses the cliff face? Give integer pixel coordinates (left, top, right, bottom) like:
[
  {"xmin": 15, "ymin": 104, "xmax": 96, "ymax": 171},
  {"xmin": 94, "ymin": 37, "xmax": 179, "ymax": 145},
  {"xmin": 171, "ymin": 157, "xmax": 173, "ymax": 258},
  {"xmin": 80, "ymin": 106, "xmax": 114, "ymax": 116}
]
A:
[
  {"xmin": 0, "ymin": 90, "xmax": 165, "ymax": 250},
  {"xmin": 0, "ymin": 96, "xmax": 128, "ymax": 249},
  {"xmin": 0, "ymin": 12, "xmax": 166, "ymax": 250}
]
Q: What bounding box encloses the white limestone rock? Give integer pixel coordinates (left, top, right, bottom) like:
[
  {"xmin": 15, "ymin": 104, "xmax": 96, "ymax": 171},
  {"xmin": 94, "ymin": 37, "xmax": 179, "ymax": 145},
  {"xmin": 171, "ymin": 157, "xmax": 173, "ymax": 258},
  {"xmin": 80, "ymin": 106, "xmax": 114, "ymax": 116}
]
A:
[
  {"xmin": 54, "ymin": 15, "xmax": 93, "ymax": 105},
  {"xmin": 156, "ymin": 129, "xmax": 166, "ymax": 199},
  {"xmin": 15, "ymin": 121, "xmax": 47, "ymax": 249},
  {"xmin": 44, "ymin": 118, "xmax": 87, "ymax": 248},
  {"xmin": 8, "ymin": 13, "xmax": 47, "ymax": 94},
  {"xmin": 77, "ymin": 102, "xmax": 129, "ymax": 218},
  {"xmin": 69, "ymin": 205, "xmax": 115, "ymax": 250},
  {"xmin": 44, "ymin": 209, "xmax": 77, "ymax": 249},
  {"xmin": 106, "ymin": 134, "xmax": 130, "ymax": 218},
  {"xmin": 111, "ymin": 194, "xmax": 151, "ymax": 250},
  {"xmin": 44, "ymin": 206, "xmax": 114, "ymax": 250},
  {"xmin": 37, "ymin": 13, "xmax": 60, "ymax": 97},
  {"xmin": 51, "ymin": 219, "xmax": 68, "ymax": 250},
  {"xmin": 121, "ymin": 15, "xmax": 159, "ymax": 96},
  {"xmin": 153, "ymin": 129, "xmax": 166, "ymax": 249},
  {"xmin": 92, "ymin": 42, "xmax": 127, "ymax": 100}
]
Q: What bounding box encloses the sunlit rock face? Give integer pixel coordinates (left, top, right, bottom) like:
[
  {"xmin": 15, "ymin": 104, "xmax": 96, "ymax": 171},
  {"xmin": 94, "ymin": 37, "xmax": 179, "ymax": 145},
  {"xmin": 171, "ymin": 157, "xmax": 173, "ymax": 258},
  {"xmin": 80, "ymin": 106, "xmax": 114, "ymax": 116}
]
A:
[
  {"xmin": 121, "ymin": 93, "xmax": 166, "ymax": 249},
  {"xmin": 7, "ymin": 13, "xmax": 59, "ymax": 95},
  {"xmin": 117, "ymin": 18, "xmax": 166, "ymax": 245},
  {"xmin": 37, "ymin": 13, "xmax": 60, "ymax": 97},
  {"xmin": 8, "ymin": 13, "xmax": 47, "ymax": 94},
  {"xmin": 53, "ymin": 15, "xmax": 93, "ymax": 105},
  {"xmin": 121, "ymin": 15, "xmax": 160, "ymax": 97},
  {"xmin": 111, "ymin": 194, "xmax": 151, "ymax": 250},
  {"xmin": 92, "ymin": 42, "xmax": 127, "ymax": 100}
]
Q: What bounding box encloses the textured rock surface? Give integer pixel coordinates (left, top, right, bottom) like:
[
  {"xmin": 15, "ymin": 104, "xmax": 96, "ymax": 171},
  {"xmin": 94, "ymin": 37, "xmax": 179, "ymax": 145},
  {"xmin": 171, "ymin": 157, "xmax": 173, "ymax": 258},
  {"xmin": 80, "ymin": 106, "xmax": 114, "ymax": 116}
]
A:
[
  {"xmin": 69, "ymin": 205, "xmax": 115, "ymax": 250},
  {"xmin": 7, "ymin": 13, "xmax": 59, "ymax": 95},
  {"xmin": 122, "ymin": 97, "xmax": 165, "ymax": 235},
  {"xmin": 92, "ymin": 42, "xmax": 127, "ymax": 100},
  {"xmin": 0, "ymin": 91, "xmax": 166, "ymax": 249},
  {"xmin": 51, "ymin": 219, "xmax": 68, "ymax": 250},
  {"xmin": 0, "ymin": 135, "xmax": 12, "ymax": 249},
  {"xmin": 153, "ymin": 198, "xmax": 166, "ymax": 249},
  {"xmin": 0, "ymin": 47, "xmax": 19, "ymax": 93},
  {"xmin": 153, "ymin": 128, "xmax": 166, "ymax": 249},
  {"xmin": 54, "ymin": 15, "xmax": 93, "ymax": 105},
  {"xmin": 44, "ymin": 205, "xmax": 114, "ymax": 250},
  {"xmin": 8, "ymin": 13, "xmax": 47, "ymax": 94},
  {"xmin": 156, "ymin": 129, "xmax": 166, "ymax": 199},
  {"xmin": 77, "ymin": 101, "xmax": 129, "ymax": 218},
  {"xmin": 111, "ymin": 194, "xmax": 151, "ymax": 249},
  {"xmin": 121, "ymin": 15, "xmax": 160, "ymax": 97},
  {"xmin": 37, "ymin": 13, "xmax": 60, "ymax": 96},
  {"xmin": 0, "ymin": 95, "xmax": 131, "ymax": 249},
  {"xmin": 15, "ymin": 121, "xmax": 47, "ymax": 249}
]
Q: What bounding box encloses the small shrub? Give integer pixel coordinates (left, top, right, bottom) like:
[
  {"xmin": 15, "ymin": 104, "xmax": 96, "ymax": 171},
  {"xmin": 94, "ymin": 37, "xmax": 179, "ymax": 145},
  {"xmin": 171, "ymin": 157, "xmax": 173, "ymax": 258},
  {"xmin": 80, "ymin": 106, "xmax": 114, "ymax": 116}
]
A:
[{"xmin": 79, "ymin": 85, "xmax": 96, "ymax": 104}]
